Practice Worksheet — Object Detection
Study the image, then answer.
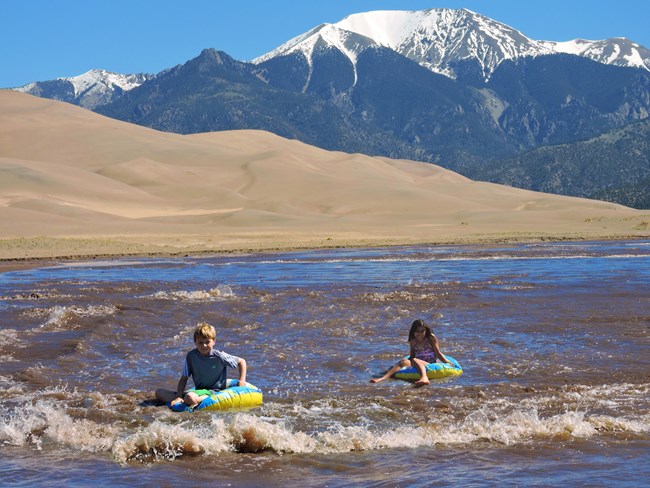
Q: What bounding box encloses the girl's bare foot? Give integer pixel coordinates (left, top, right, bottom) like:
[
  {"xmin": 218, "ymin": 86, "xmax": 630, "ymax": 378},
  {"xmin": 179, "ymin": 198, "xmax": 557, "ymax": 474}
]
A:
[
  {"xmin": 414, "ymin": 377, "xmax": 430, "ymax": 386},
  {"xmin": 370, "ymin": 378, "xmax": 384, "ymax": 383}
]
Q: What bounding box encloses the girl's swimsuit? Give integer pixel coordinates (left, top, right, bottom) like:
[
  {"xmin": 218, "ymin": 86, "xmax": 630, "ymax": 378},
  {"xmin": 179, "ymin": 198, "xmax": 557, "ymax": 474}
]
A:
[{"xmin": 412, "ymin": 342, "xmax": 437, "ymax": 363}]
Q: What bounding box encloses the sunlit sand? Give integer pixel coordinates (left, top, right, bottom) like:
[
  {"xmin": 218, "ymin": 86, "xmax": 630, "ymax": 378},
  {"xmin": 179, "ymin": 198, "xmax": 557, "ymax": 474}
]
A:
[{"xmin": 1, "ymin": 90, "xmax": 648, "ymax": 261}]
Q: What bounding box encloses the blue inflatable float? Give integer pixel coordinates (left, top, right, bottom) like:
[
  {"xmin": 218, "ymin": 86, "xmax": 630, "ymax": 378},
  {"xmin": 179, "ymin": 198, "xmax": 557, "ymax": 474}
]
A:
[{"xmin": 393, "ymin": 355, "xmax": 463, "ymax": 381}]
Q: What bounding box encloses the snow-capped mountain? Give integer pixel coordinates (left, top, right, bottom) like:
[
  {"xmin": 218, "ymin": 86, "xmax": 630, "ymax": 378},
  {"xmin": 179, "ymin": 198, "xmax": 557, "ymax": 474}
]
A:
[
  {"xmin": 545, "ymin": 37, "xmax": 650, "ymax": 71},
  {"xmin": 253, "ymin": 8, "xmax": 650, "ymax": 81},
  {"xmin": 14, "ymin": 69, "xmax": 152, "ymax": 109},
  {"xmin": 253, "ymin": 24, "xmax": 378, "ymax": 86},
  {"xmin": 7, "ymin": 7, "xmax": 650, "ymax": 209}
]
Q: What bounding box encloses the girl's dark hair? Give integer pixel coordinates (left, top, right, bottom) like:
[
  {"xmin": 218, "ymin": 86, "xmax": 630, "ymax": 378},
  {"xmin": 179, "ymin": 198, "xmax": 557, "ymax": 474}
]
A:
[{"xmin": 408, "ymin": 319, "xmax": 435, "ymax": 342}]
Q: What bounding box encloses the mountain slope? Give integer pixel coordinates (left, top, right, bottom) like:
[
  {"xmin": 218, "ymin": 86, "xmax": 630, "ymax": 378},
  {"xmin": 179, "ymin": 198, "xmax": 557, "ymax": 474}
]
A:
[
  {"xmin": 473, "ymin": 118, "xmax": 650, "ymax": 208},
  {"xmin": 347, "ymin": 46, "xmax": 516, "ymax": 163},
  {"xmin": 485, "ymin": 54, "xmax": 650, "ymax": 146},
  {"xmin": 96, "ymin": 48, "xmax": 414, "ymax": 155},
  {"xmin": 98, "ymin": 47, "xmax": 518, "ymax": 162},
  {"xmin": 592, "ymin": 176, "xmax": 650, "ymax": 210}
]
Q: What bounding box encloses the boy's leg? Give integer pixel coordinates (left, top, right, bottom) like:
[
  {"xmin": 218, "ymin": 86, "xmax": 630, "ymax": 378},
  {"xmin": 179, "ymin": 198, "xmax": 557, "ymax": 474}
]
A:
[
  {"xmin": 183, "ymin": 391, "xmax": 209, "ymax": 407},
  {"xmin": 155, "ymin": 388, "xmax": 181, "ymax": 404}
]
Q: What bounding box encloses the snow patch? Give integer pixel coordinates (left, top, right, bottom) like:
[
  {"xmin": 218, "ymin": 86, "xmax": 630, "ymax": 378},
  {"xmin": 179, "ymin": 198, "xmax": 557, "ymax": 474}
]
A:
[
  {"xmin": 64, "ymin": 70, "xmax": 145, "ymax": 97},
  {"xmin": 253, "ymin": 8, "xmax": 650, "ymax": 81}
]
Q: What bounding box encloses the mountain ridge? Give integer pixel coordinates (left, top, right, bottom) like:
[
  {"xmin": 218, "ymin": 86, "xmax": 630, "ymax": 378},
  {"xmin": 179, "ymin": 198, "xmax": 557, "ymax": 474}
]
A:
[
  {"xmin": 90, "ymin": 46, "xmax": 650, "ymax": 209},
  {"xmin": 13, "ymin": 8, "xmax": 650, "ymax": 99},
  {"xmin": 8, "ymin": 8, "xmax": 650, "ymax": 209},
  {"xmin": 13, "ymin": 69, "xmax": 152, "ymax": 109},
  {"xmin": 252, "ymin": 8, "xmax": 650, "ymax": 82}
]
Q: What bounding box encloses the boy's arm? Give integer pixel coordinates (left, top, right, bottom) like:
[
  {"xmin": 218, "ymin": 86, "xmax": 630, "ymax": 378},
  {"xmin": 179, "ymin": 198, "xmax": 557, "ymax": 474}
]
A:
[
  {"xmin": 237, "ymin": 358, "xmax": 247, "ymax": 387},
  {"xmin": 175, "ymin": 375, "xmax": 189, "ymax": 399}
]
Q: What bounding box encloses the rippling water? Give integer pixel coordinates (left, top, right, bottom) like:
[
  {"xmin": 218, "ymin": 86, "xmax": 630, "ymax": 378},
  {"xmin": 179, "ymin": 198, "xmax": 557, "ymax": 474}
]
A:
[{"xmin": 1, "ymin": 240, "xmax": 649, "ymax": 487}]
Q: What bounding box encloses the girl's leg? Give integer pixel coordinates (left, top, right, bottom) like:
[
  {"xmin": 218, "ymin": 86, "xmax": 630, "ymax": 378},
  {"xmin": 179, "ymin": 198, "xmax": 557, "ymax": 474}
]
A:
[
  {"xmin": 370, "ymin": 358, "xmax": 411, "ymax": 383},
  {"xmin": 412, "ymin": 358, "xmax": 430, "ymax": 385}
]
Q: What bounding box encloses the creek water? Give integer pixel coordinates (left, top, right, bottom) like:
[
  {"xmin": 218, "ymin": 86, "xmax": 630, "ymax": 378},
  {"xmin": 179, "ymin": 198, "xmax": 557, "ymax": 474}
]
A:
[{"xmin": 1, "ymin": 240, "xmax": 649, "ymax": 487}]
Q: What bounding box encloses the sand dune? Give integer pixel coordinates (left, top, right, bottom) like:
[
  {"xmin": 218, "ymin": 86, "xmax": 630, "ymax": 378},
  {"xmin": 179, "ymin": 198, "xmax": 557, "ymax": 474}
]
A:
[{"xmin": 0, "ymin": 90, "xmax": 647, "ymax": 260}]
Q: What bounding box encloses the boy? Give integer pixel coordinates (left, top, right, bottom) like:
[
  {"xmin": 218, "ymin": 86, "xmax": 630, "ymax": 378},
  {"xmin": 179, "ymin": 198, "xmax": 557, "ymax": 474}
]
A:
[{"xmin": 155, "ymin": 322, "xmax": 247, "ymax": 408}]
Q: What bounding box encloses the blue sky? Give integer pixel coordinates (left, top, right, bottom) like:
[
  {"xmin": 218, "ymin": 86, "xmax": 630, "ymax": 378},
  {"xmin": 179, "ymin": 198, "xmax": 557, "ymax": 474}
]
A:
[{"xmin": 2, "ymin": 0, "xmax": 649, "ymax": 88}]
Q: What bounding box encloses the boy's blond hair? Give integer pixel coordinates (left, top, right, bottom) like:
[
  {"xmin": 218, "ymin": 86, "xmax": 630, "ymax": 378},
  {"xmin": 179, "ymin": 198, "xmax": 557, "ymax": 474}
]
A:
[{"xmin": 194, "ymin": 322, "xmax": 216, "ymax": 341}]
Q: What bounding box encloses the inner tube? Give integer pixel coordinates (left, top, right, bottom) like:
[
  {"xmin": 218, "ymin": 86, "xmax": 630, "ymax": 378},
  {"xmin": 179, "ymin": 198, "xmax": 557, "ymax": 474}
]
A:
[
  {"xmin": 393, "ymin": 356, "xmax": 463, "ymax": 382},
  {"xmin": 170, "ymin": 379, "xmax": 263, "ymax": 412}
]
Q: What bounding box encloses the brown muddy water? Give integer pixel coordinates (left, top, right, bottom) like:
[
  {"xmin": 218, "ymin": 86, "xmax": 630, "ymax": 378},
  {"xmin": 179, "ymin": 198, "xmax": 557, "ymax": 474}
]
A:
[{"xmin": 1, "ymin": 240, "xmax": 649, "ymax": 487}]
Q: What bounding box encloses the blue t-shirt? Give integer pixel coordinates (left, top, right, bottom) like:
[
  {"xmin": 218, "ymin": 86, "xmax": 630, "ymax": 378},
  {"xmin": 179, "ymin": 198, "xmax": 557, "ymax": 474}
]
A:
[{"xmin": 182, "ymin": 348, "xmax": 240, "ymax": 390}]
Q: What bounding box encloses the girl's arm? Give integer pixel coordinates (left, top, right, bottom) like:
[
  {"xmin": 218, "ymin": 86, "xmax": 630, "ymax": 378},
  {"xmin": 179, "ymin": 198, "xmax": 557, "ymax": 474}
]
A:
[
  {"xmin": 431, "ymin": 336, "xmax": 452, "ymax": 364},
  {"xmin": 237, "ymin": 358, "xmax": 247, "ymax": 387},
  {"xmin": 408, "ymin": 342, "xmax": 416, "ymax": 361}
]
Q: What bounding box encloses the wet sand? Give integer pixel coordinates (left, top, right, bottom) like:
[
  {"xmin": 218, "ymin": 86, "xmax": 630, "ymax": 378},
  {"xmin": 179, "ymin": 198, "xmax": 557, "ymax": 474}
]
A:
[{"xmin": 1, "ymin": 231, "xmax": 649, "ymax": 274}]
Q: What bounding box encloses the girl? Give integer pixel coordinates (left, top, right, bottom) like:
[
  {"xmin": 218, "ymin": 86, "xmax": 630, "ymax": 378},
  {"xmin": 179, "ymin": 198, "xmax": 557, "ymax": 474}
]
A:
[{"xmin": 370, "ymin": 319, "xmax": 453, "ymax": 386}]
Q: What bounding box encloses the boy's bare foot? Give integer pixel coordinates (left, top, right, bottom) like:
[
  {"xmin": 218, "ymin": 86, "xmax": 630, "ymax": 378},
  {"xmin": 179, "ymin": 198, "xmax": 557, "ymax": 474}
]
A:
[
  {"xmin": 414, "ymin": 378, "xmax": 430, "ymax": 386},
  {"xmin": 369, "ymin": 378, "xmax": 383, "ymax": 383}
]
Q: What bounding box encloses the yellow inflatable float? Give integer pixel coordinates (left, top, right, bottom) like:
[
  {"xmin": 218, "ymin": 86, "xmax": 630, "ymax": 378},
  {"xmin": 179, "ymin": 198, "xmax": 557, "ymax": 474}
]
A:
[
  {"xmin": 393, "ymin": 356, "xmax": 463, "ymax": 381},
  {"xmin": 170, "ymin": 379, "xmax": 263, "ymax": 412}
]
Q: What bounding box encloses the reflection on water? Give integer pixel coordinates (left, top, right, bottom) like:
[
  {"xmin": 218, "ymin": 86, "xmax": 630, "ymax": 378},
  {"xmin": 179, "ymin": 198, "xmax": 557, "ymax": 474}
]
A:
[{"xmin": 1, "ymin": 240, "xmax": 649, "ymax": 487}]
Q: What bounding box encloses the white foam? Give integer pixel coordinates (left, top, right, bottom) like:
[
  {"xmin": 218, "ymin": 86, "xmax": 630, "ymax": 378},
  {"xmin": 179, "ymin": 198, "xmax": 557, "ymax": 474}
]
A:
[
  {"xmin": 2, "ymin": 383, "xmax": 648, "ymax": 463},
  {"xmin": 3, "ymin": 304, "xmax": 119, "ymax": 352},
  {"xmin": 0, "ymin": 375, "xmax": 24, "ymax": 397},
  {"xmin": 0, "ymin": 328, "xmax": 21, "ymax": 348},
  {"xmin": 112, "ymin": 418, "xmax": 233, "ymax": 463},
  {"xmin": 19, "ymin": 304, "xmax": 119, "ymax": 331},
  {"xmin": 0, "ymin": 398, "xmax": 113, "ymax": 451},
  {"xmin": 148, "ymin": 286, "xmax": 235, "ymax": 302}
]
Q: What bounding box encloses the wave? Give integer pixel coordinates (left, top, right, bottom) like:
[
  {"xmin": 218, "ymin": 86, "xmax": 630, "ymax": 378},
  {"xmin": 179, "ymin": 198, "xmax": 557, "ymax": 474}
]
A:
[
  {"xmin": 146, "ymin": 285, "xmax": 235, "ymax": 302},
  {"xmin": 19, "ymin": 304, "xmax": 119, "ymax": 331},
  {"xmin": 0, "ymin": 329, "xmax": 21, "ymax": 349},
  {"xmin": 0, "ymin": 292, "xmax": 58, "ymax": 301},
  {"xmin": 361, "ymin": 290, "xmax": 443, "ymax": 302},
  {"xmin": 1, "ymin": 385, "xmax": 648, "ymax": 465},
  {"xmin": 210, "ymin": 251, "xmax": 650, "ymax": 267},
  {"xmin": 112, "ymin": 404, "xmax": 650, "ymax": 462},
  {"xmin": 0, "ymin": 397, "xmax": 116, "ymax": 452}
]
